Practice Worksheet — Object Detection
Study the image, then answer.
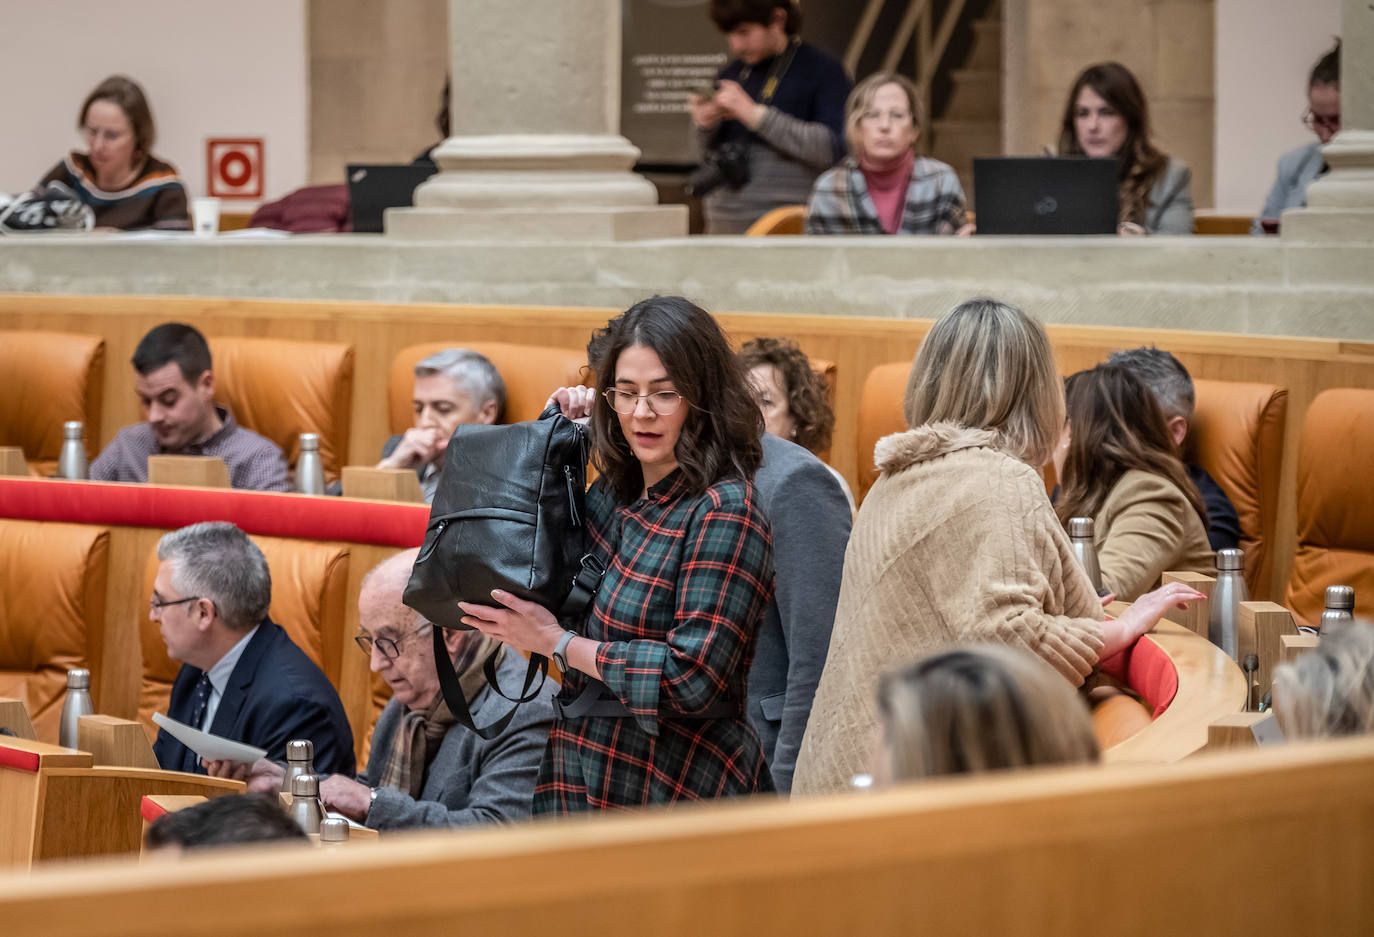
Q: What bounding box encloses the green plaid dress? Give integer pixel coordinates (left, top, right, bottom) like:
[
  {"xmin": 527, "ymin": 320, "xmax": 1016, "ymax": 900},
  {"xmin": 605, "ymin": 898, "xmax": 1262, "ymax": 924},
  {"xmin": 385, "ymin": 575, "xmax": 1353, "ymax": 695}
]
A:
[{"xmin": 532, "ymin": 470, "xmax": 775, "ymax": 813}]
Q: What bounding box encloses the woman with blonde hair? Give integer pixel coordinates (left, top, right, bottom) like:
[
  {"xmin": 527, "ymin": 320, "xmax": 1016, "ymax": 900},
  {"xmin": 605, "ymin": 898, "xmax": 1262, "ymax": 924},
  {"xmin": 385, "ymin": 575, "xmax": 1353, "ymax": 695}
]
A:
[
  {"xmin": 792, "ymin": 297, "xmax": 1203, "ymax": 796},
  {"xmin": 805, "ymin": 72, "xmax": 966, "ymax": 235},
  {"xmin": 873, "ymin": 644, "xmax": 1100, "ymax": 783}
]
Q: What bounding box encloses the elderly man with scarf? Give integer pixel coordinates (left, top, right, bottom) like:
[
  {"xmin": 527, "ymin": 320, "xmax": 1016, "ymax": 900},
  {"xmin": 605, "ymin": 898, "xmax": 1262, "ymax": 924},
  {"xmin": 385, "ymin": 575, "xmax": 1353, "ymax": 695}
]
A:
[{"xmin": 216, "ymin": 549, "xmax": 554, "ymax": 830}]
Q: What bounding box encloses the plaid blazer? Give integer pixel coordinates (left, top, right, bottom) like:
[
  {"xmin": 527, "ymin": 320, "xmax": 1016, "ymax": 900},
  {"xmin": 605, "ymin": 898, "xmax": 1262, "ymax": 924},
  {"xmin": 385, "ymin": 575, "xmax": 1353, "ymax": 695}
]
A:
[
  {"xmin": 805, "ymin": 156, "xmax": 967, "ymax": 235},
  {"xmin": 532, "ymin": 470, "xmax": 775, "ymax": 814}
]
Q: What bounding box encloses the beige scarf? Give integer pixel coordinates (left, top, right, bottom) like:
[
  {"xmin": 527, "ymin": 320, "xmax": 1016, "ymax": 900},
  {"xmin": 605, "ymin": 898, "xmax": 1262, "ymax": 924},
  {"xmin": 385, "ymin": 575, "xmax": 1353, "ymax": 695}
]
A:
[{"xmin": 376, "ymin": 632, "xmax": 503, "ymax": 799}]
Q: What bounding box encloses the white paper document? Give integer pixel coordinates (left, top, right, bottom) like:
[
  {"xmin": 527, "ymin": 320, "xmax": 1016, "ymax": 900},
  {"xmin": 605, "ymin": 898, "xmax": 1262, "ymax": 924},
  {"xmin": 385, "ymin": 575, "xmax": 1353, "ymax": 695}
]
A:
[{"xmin": 152, "ymin": 712, "xmax": 267, "ymax": 765}]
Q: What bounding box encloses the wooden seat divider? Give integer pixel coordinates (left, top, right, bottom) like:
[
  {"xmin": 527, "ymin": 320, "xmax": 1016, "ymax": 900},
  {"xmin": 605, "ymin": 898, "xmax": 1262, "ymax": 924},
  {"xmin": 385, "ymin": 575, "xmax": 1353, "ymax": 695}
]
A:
[{"xmin": 1, "ymin": 737, "xmax": 1372, "ymax": 934}]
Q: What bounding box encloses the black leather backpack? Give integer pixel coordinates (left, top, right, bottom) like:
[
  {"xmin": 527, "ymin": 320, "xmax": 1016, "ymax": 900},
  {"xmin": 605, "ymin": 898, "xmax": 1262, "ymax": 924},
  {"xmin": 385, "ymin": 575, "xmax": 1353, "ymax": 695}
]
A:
[{"xmin": 403, "ymin": 404, "xmax": 603, "ymax": 739}]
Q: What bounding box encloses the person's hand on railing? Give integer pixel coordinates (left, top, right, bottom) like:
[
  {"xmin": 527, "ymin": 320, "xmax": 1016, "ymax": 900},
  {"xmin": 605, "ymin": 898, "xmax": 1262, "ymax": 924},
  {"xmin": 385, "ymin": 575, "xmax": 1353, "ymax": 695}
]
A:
[{"xmin": 1099, "ymin": 581, "xmax": 1206, "ymax": 659}]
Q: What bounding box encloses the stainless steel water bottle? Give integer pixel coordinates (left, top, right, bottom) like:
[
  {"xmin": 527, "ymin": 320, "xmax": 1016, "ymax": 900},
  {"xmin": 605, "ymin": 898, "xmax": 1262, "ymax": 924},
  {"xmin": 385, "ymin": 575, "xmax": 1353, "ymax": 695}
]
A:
[
  {"xmin": 319, "ymin": 817, "xmax": 350, "ymax": 845},
  {"xmin": 1320, "ymin": 585, "xmax": 1356, "ymax": 636},
  {"xmin": 295, "ymin": 433, "xmax": 325, "ymax": 495},
  {"xmin": 280, "ymin": 739, "xmax": 316, "ymax": 794},
  {"xmin": 58, "ymin": 668, "xmax": 95, "ymax": 748},
  {"xmin": 56, "ymin": 421, "xmax": 88, "ymax": 480},
  {"xmin": 1208, "ymin": 548, "xmax": 1249, "ymax": 660},
  {"xmin": 289, "ymin": 774, "xmax": 325, "ymax": 834},
  {"xmin": 1067, "ymin": 517, "xmax": 1103, "ymax": 593}
]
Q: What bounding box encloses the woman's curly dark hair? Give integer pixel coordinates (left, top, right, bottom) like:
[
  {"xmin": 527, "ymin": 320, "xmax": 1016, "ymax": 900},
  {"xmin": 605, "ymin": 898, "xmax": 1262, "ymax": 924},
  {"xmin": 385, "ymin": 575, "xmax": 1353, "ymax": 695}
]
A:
[
  {"xmin": 737, "ymin": 336, "xmax": 835, "ymax": 454},
  {"xmin": 588, "ymin": 296, "xmax": 763, "ymax": 504}
]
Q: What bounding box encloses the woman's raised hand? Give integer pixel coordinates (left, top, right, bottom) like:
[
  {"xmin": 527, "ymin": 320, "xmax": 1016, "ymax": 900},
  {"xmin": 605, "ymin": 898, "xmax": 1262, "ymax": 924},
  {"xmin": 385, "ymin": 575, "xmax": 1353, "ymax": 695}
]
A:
[
  {"xmin": 1099, "ymin": 580, "xmax": 1206, "ymax": 658},
  {"xmin": 547, "ymin": 385, "xmax": 595, "ymax": 424}
]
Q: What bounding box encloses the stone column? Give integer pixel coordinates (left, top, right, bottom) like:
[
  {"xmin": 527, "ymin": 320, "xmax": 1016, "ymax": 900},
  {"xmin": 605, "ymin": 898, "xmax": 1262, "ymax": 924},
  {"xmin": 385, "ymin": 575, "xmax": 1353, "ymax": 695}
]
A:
[
  {"xmin": 386, "ymin": 0, "xmax": 687, "ymax": 240},
  {"xmin": 1283, "ymin": 0, "xmax": 1374, "ymax": 243}
]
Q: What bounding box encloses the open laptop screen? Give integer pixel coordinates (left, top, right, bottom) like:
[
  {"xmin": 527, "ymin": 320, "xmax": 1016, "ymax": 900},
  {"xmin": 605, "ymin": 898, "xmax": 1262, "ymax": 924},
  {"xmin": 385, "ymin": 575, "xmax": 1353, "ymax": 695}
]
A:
[{"xmin": 973, "ymin": 157, "xmax": 1119, "ymax": 235}]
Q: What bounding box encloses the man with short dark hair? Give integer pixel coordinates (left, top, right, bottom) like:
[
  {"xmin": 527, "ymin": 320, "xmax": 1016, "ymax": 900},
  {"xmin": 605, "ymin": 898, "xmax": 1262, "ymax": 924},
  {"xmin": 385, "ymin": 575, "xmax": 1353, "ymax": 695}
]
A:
[
  {"xmin": 688, "ymin": 0, "xmax": 850, "ymax": 233},
  {"xmin": 151, "ymin": 522, "xmax": 354, "ymax": 777},
  {"xmin": 90, "ymin": 322, "xmax": 289, "ymax": 490},
  {"xmin": 1254, "ymin": 40, "xmax": 1340, "ymax": 233},
  {"xmin": 143, "ymin": 794, "xmax": 307, "ymax": 856},
  {"xmin": 1106, "ymin": 347, "xmax": 1242, "ymax": 551}
]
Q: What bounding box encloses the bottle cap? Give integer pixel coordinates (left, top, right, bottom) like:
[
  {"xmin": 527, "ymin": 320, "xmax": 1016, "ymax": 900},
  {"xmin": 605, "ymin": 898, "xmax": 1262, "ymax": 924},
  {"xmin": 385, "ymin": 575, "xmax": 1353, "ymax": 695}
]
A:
[
  {"xmin": 1216, "ymin": 548, "xmax": 1245, "ymax": 571},
  {"xmin": 66, "ymin": 668, "xmax": 91, "ymax": 689},
  {"xmin": 1067, "ymin": 517, "xmax": 1094, "ymax": 537},
  {"xmin": 319, "ymin": 818, "xmax": 350, "ymax": 843},
  {"xmin": 62, "ymin": 420, "xmax": 84, "ymax": 439},
  {"xmin": 299, "ymin": 433, "xmax": 320, "ymax": 451},
  {"xmin": 1324, "ymin": 585, "xmax": 1355, "ymax": 610},
  {"xmin": 286, "ymin": 739, "xmax": 314, "ymax": 762},
  {"xmin": 291, "ymin": 774, "xmax": 320, "ymax": 797}
]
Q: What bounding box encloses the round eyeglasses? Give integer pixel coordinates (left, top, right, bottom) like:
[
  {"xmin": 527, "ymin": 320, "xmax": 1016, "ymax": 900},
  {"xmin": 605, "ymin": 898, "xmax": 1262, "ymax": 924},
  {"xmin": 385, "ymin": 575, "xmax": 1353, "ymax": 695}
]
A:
[
  {"xmin": 1302, "ymin": 108, "xmax": 1340, "ymax": 134},
  {"xmin": 602, "ymin": 388, "xmax": 685, "ymax": 416},
  {"xmin": 354, "ymin": 625, "xmax": 431, "ymax": 660}
]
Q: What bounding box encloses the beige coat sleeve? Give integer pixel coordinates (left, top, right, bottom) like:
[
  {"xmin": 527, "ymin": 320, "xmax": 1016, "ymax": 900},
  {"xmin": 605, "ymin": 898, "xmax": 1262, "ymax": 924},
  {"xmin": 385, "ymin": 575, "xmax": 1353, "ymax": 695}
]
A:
[
  {"xmin": 962, "ymin": 490, "xmax": 1105, "ymax": 686},
  {"xmin": 1096, "ymin": 471, "xmax": 1193, "ymax": 602}
]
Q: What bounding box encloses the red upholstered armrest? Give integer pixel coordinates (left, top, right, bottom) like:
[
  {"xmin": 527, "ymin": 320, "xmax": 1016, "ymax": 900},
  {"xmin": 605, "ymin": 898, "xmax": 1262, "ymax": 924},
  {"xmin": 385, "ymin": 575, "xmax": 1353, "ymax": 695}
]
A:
[
  {"xmin": 1097, "ymin": 634, "xmax": 1179, "ymax": 719},
  {"xmin": 0, "ymin": 744, "xmax": 41, "ymax": 772},
  {"xmin": 0, "ymin": 478, "xmax": 429, "ymax": 547}
]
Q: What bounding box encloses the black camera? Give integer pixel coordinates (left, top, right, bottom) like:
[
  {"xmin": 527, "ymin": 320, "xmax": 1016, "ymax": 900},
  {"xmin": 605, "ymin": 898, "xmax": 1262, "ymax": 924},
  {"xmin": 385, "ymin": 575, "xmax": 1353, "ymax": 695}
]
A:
[{"xmin": 686, "ymin": 140, "xmax": 751, "ymax": 198}]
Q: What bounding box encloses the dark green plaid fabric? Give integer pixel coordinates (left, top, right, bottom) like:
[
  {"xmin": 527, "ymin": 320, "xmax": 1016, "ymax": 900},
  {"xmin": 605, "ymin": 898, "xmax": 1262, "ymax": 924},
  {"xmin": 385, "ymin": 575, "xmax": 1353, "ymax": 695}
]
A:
[{"xmin": 532, "ymin": 470, "xmax": 775, "ymax": 813}]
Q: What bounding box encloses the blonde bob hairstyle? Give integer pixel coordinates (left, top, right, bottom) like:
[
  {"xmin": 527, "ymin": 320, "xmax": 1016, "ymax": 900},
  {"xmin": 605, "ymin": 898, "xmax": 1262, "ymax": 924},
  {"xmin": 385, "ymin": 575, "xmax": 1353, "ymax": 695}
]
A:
[
  {"xmin": 875, "ymin": 644, "xmax": 1100, "ymax": 782},
  {"xmin": 844, "ymin": 72, "xmax": 923, "ymax": 158},
  {"xmin": 903, "ymin": 297, "xmax": 1064, "ymax": 467}
]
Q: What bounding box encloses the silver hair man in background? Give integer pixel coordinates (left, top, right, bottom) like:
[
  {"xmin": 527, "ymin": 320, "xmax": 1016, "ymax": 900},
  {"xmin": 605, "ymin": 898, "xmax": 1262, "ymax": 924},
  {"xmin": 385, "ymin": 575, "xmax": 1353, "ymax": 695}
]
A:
[
  {"xmin": 376, "ymin": 348, "xmax": 507, "ymax": 502},
  {"xmin": 1106, "ymin": 346, "xmax": 1242, "ymax": 551}
]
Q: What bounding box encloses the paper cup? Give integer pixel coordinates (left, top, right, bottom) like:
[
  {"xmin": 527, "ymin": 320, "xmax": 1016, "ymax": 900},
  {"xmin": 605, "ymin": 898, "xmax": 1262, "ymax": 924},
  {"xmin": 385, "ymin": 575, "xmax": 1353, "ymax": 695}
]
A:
[{"xmin": 191, "ymin": 197, "xmax": 222, "ymax": 236}]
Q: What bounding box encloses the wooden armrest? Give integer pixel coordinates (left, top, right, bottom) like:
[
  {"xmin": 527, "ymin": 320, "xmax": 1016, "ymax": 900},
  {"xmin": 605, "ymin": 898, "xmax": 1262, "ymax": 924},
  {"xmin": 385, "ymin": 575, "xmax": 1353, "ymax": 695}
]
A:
[{"xmin": 147, "ymin": 455, "xmax": 231, "ymax": 488}]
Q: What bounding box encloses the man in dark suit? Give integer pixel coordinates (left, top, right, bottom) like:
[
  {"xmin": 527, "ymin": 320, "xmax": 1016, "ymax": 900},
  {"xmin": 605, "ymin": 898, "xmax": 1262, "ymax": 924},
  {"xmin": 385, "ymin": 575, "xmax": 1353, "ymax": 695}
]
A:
[{"xmin": 150, "ymin": 521, "xmax": 354, "ymax": 777}]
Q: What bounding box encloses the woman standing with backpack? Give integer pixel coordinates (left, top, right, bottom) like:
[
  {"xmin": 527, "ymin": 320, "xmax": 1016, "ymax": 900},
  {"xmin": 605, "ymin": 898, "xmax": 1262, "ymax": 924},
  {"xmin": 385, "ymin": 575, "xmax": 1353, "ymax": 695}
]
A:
[{"xmin": 458, "ymin": 296, "xmax": 775, "ymax": 811}]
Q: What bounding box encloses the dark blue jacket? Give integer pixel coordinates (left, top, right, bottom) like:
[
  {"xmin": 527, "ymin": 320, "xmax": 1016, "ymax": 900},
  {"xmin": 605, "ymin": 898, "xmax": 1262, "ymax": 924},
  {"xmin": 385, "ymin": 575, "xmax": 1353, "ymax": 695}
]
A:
[{"xmin": 154, "ymin": 620, "xmax": 355, "ymax": 777}]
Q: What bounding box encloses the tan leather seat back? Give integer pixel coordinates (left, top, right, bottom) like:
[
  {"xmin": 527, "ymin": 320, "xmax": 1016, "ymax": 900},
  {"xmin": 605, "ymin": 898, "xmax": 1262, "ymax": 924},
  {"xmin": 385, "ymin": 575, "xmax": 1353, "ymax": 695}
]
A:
[
  {"xmin": 0, "ymin": 331, "xmax": 104, "ymax": 476},
  {"xmin": 208, "ymin": 337, "xmax": 355, "ymax": 483},
  {"xmin": 1285, "ymin": 389, "xmax": 1374, "ymax": 629},
  {"xmin": 1191, "ymin": 379, "xmax": 1288, "ymax": 597},
  {"xmin": 856, "ymin": 361, "xmax": 912, "ymax": 499},
  {"xmin": 138, "ymin": 535, "xmax": 351, "ymax": 735},
  {"xmin": 0, "ymin": 520, "xmax": 109, "ymax": 743},
  {"xmin": 388, "ymin": 341, "xmax": 591, "ymax": 434}
]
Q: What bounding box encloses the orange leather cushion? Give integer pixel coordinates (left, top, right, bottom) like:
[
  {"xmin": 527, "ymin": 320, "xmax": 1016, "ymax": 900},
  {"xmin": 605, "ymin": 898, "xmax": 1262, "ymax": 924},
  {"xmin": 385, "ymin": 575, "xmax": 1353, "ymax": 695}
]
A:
[
  {"xmin": 1192, "ymin": 380, "xmax": 1287, "ymax": 597},
  {"xmin": 1285, "ymin": 389, "xmax": 1374, "ymax": 630},
  {"xmin": 856, "ymin": 361, "xmax": 912, "ymax": 499},
  {"xmin": 208, "ymin": 337, "xmax": 355, "ymax": 483},
  {"xmin": 388, "ymin": 341, "xmax": 591, "ymax": 434},
  {"xmin": 0, "ymin": 520, "xmax": 109, "ymax": 743},
  {"xmin": 138, "ymin": 534, "xmax": 351, "ymax": 737},
  {"xmin": 0, "ymin": 331, "xmax": 104, "ymax": 476}
]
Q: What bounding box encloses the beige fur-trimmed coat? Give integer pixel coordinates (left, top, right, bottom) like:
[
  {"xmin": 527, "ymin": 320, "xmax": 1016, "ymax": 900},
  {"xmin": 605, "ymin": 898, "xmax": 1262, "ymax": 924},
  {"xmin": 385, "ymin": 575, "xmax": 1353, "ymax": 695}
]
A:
[{"xmin": 792, "ymin": 422, "xmax": 1106, "ymax": 796}]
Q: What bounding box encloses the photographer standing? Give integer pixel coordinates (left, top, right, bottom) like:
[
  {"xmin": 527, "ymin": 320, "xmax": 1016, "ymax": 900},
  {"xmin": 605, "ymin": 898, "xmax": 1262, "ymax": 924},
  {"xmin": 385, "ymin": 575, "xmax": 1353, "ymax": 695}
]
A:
[{"xmin": 688, "ymin": 0, "xmax": 851, "ymax": 234}]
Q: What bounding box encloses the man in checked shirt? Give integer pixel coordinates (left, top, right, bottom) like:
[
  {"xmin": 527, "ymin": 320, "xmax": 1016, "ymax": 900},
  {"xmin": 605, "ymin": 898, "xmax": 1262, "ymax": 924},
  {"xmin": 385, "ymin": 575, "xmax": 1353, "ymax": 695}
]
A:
[{"xmin": 90, "ymin": 322, "xmax": 289, "ymax": 490}]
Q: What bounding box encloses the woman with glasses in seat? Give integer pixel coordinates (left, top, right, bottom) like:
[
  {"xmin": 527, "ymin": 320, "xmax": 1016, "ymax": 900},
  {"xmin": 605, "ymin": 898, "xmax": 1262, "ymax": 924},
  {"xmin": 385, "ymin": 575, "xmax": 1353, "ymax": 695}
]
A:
[
  {"xmin": 1254, "ymin": 40, "xmax": 1340, "ymax": 235},
  {"xmin": 36, "ymin": 75, "xmax": 189, "ymax": 231},
  {"xmin": 805, "ymin": 72, "xmax": 968, "ymax": 236},
  {"xmin": 459, "ymin": 295, "xmax": 776, "ymax": 812},
  {"xmin": 1058, "ymin": 62, "xmax": 1193, "ymax": 236}
]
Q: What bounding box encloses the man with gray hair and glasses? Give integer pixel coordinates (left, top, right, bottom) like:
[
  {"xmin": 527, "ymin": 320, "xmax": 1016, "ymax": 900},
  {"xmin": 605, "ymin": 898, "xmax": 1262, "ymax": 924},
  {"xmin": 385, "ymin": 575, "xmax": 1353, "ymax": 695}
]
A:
[
  {"xmin": 376, "ymin": 348, "xmax": 507, "ymax": 502},
  {"xmin": 211, "ymin": 548, "xmax": 553, "ymax": 830},
  {"xmin": 151, "ymin": 522, "xmax": 354, "ymax": 777},
  {"xmin": 1106, "ymin": 346, "xmax": 1242, "ymax": 551}
]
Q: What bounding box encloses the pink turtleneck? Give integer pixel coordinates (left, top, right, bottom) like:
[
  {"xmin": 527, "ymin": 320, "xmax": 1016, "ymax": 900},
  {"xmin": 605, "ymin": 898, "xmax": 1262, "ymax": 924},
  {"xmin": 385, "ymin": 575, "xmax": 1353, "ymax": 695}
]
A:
[{"xmin": 860, "ymin": 149, "xmax": 915, "ymax": 234}]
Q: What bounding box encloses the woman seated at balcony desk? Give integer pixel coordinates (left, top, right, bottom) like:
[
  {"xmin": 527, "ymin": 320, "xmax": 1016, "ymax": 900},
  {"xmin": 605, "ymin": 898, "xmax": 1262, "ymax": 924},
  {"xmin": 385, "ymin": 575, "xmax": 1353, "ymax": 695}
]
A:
[
  {"xmin": 1059, "ymin": 62, "xmax": 1193, "ymax": 236},
  {"xmin": 804, "ymin": 72, "xmax": 967, "ymax": 236},
  {"xmin": 1054, "ymin": 363, "xmax": 1214, "ymax": 602},
  {"xmin": 37, "ymin": 75, "xmax": 189, "ymax": 231}
]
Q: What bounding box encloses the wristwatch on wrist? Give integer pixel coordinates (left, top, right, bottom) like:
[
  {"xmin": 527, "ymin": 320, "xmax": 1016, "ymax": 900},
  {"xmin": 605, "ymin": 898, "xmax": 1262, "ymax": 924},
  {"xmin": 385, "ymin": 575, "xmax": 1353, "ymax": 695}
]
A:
[{"xmin": 552, "ymin": 630, "xmax": 576, "ymax": 672}]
